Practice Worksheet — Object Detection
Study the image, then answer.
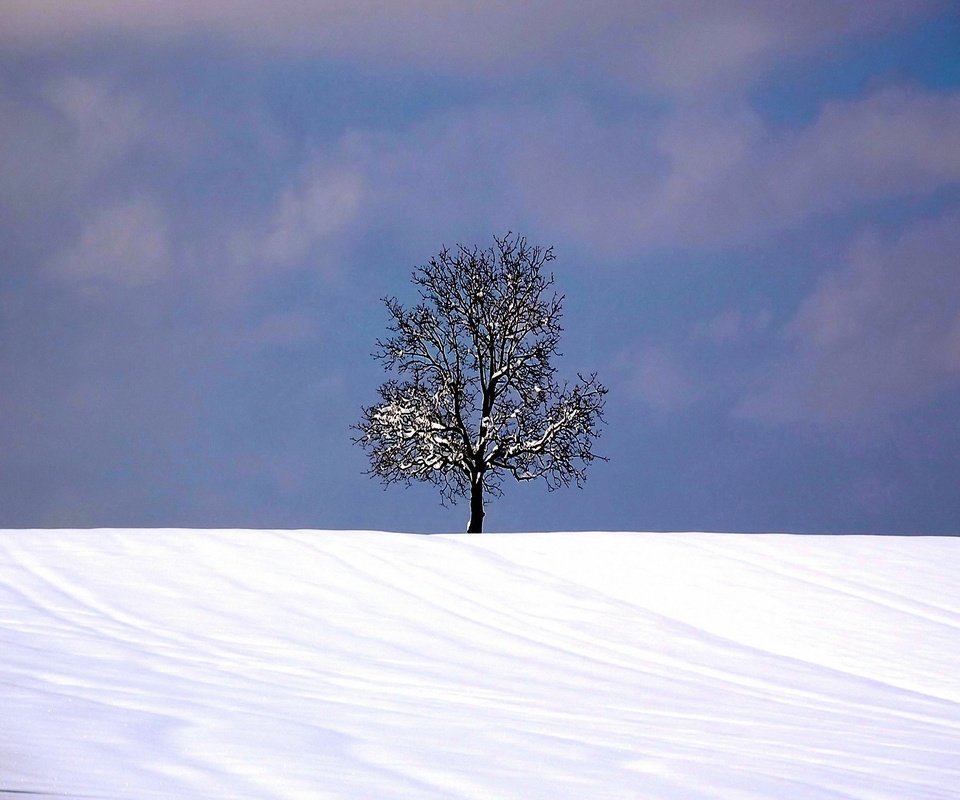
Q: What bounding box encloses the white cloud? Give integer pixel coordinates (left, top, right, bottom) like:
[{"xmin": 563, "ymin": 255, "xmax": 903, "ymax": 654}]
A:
[
  {"xmin": 238, "ymin": 85, "xmax": 960, "ymax": 260},
  {"xmin": 241, "ymin": 311, "xmax": 318, "ymax": 347},
  {"xmin": 693, "ymin": 308, "xmax": 772, "ymax": 345},
  {"xmin": 512, "ymin": 87, "xmax": 960, "ymax": 252},
  {"xmin": 767, "ymin": 88, "xmax": 960, "ymax": 216},
  {"xmin": 259, "ymin": 168, "xmax": 364, "ymax": 266},
  {"xmin": 0, "ymin": 72, "xmax": 201, "ymax": 242},
  {"xmin": 0, "ymin": 76, "xmax": 145, "ymax": 218},
  {"xmin": 620, "ymin": 345, "xmax": 694, "ymax": 412},
  {"xmin": 173, "ymin": 160, "xmax": 369, "ymax": 309},
  {"xmin": 604, "ymin": 2, "xmax": 936, "ymax": 94},
  {"xmin": 347, "ymin": 108, "xmax": 529, "ymax": 243},
  {"xmin": 50, "ymin": 196, "xmax": 170, "ymax": 288},
  {"xmin": 226, "ymin": 162, "xmax": 364, "ymax": 273},
  {"xmin": 42, "ymin": 76, "xmax": 148, "ymax": 175},
  {"xmin": 943, "ymin": 314, "xmax": 960, "ymax": 373},
  {"xmin": 0, "ymin": 1, "xmax": 938, "ymax": 95},
  {"xmin": 4, "ymin": 10, "xmax": 955, "ymax": 279},
  {"xmin": 736, "ymin": 211, "xmax": 960, "ymax": 424}
]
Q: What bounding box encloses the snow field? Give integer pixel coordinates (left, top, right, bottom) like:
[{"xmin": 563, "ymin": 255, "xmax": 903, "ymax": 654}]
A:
[{"xmin": 1, "ymin": 529, "xmax": 959, "ymax": 799}]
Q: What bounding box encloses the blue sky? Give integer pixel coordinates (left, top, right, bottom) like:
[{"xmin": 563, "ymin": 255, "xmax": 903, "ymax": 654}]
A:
[{"xmin": 1, "ymin": 1, "xmax": 958, "ymax": 533}]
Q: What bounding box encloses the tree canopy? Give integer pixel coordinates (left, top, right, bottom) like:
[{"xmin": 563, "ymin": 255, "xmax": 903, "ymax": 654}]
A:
[{"xmin": 354, "ymin": 233, "xmax": 607, "ymax": 532}]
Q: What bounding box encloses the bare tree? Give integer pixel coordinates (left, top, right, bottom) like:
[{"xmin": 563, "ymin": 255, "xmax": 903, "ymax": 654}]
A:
[{"xmin": 354, "ymin": 233, "xmax": 607, "ymax": 533}]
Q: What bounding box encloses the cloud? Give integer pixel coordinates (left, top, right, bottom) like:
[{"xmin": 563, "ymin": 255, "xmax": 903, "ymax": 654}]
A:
[
  {"xmin": 944, "ymin": 314, "xmax": 960, "ymax": 372},
  {"xmin": 280, "ymin": 87, "xmax": 959, "ymax": 260},
  {"xmin": 692, "ymin": 308, "xmax": 772, "ymax": 345},
  {"xmin": 619, "ymin": 345, "xmax": 695, "ymax": 412},
  {"xmin": 219, "ymin": 84, "xmax": 960, "ymax": 260},
  {"xmin": 736, "ymin": 211, "xmax": 960, "ymax": 425},
  {"xmin": 766, "ymin": 87, "xmax": 960, "ymax": 216},
  {"xmin": 0, "ymin": 70, "xmax": 204, "ymax": 293},
  {"xmin": 256, "ymin": 166, "xmax": 364, "ymax": 266},
  {"xmin": 0, "ymin": 76, "xmax": 147, "ymax": 221},
  {"xmin": 234, "ymin": 87, "xmax": 960, "ymax": 262},
  {"xmin": 332, "ymin": 106, "xmax": 531, "ymax": 247},
  {"xmin": 42, "ymin": 75, "xmax": 148, "ymax": 175},
  {"xmin": 49, "ymin": 196, "xmax": 171, "ymax": 288},
  {"xmin": 2, "ymin": 63, "xmax": 361, "ymax": 304},
  {"xmin": 599, "ymin": 2, "xmax": 931, "ymax": 94},
  {"xmin": 515, "ymin": 86, "xmax": 960, "ymax": 252},
  {"xmin": 240, "ymin": 311, "xmax": 319, "ymax": 347},
  {"xmin": 209, "ymin": 160, "xmax": 365, "ymax": 305},
  {"xmin": 0, "ymin": 2, "xmax": 939, "ymax": 95},
  {"xmin": 5, "ymin": 16, "xmax": 957, "ymax": 283}
]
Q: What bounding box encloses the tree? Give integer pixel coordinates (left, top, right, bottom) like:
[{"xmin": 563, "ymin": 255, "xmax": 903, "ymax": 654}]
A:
[{"xmin": 354, "ymin": 233, "xmax": 607, "ymax": 533}]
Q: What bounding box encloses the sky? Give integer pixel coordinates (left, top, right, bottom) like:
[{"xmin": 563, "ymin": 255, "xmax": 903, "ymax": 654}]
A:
[{"xmin": 1, "ymin": 1, "xmax": 959, "ymax": 534}]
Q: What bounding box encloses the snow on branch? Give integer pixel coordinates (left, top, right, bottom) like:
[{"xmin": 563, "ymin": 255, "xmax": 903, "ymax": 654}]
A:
[
  {"xmin": 354, "ymin": 233, "xmax": 607, "ymax": 528},
  {"xmin": 355, "ymin": 380, "xmax": 471, "ymax": 503},
  {"xmin": 488, "ymin": 373, "xmax": 607, "ymax": 489}
]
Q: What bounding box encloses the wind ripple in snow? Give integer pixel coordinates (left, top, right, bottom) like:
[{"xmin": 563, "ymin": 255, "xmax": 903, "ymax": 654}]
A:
[{"xmin": 1, "ymin": 529, "xmax": 958, "ymax": 799}]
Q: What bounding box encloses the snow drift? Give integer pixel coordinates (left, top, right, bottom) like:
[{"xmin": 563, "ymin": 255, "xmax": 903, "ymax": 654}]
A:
[{"xmin": 2, "ymin": 529, "xmax": 959, "ymax": 799}]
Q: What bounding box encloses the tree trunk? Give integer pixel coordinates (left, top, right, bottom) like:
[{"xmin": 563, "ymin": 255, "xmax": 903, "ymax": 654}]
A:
[{"xmin": 466, "ymin": 479, "xmax": 484, "ymax": 533}]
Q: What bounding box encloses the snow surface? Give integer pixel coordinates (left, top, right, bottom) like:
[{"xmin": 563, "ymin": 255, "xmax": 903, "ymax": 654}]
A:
[{"xmin": 2, "ymin": 529, "xmax": 959, "ymax": 799}]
